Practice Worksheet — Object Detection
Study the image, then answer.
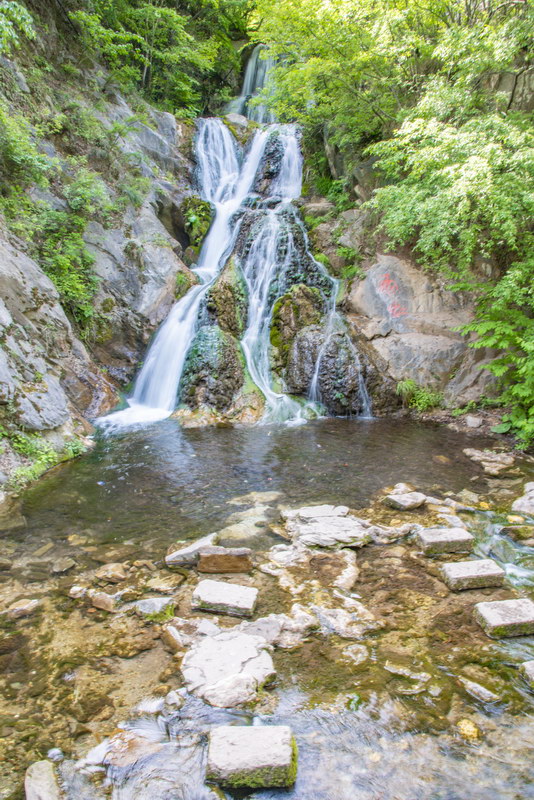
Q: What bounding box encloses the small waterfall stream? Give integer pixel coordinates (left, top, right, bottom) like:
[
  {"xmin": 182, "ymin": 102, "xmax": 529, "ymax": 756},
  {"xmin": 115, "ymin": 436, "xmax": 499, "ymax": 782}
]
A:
[{"xmin": 98, "ymin": 48, "xmax": 371, "ymax": 432}]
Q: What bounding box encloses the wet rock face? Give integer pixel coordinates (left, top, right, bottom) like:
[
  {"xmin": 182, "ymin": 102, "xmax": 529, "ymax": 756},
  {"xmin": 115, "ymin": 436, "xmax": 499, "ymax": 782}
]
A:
[
  {"xmin": 253, "ymin": 130, "xmax": 286, "ymax": 194},
  {"xmin": 179, "ymin": 324, "xmax": 245, "ymax": 411},
  {"xmin": 270, "ymin": 284, "xmax": 324, "ymax": 372},
  {"xmin": 313, "ymin": 332, "xmax": 370, "ymax": 416},
  {"xmin": 206, "ymin": 258, "xmax": 248, "ymax": 337}
]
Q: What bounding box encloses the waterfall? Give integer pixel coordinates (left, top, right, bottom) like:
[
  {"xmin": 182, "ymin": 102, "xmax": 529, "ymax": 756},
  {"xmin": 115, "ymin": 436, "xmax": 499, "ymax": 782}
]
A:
[
  {"xmin": 97, "ymin": 119, "xmax": 270, "ymax": 431},
  {"xmin": 97, "ymin": 46, "xmax": 371, "ymax": 432},
  {"xmin": 226, "ymin": 44, "xmax": 277, "ymax": 124}
]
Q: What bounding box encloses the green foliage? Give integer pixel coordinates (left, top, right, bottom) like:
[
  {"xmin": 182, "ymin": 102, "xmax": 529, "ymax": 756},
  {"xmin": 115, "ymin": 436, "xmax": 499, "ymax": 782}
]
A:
[
  {"xmin": 396, "ymin": 379, "xmax": 443, "ymax": 411},
  {"xmin": 0, "ymin": 100, "xmax": 50, "ymax": 187},
  {"xmin": 182, "ymin": 195, "xmax": 212, "ymax": 246},
  {"xmin": 145, "ymin": 602, "xmax": 175, "ymax": 622},
  {"xmin": 254, "ymin": 0, "xmax": 534, "ymax": 446},
  {"xmin": 1, "ymin": 428, "xmax": 86, "ymax": 490},
  {"xmin": 0, "ymin": 0, "xmax": 34, "ymax": 55},
  {"xmin": 71, "ymin": 0, "xmax": 254, "ymax": 114}
]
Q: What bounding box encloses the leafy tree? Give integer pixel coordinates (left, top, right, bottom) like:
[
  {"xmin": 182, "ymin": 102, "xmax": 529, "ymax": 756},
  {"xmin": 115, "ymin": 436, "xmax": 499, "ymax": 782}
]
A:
[{"xmin": 0, "ymin": 0, "xmax": 34, "ymax": 54}]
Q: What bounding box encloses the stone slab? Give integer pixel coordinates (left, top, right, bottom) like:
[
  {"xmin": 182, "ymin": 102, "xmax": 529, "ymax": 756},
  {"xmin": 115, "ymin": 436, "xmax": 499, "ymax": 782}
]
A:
[
  {"xmin": 441, "ymin": 559, "xmax": 505, "ymax": 590},
  {"xmin": 415, "ymin": 527, "xmax": 474, "ymax": 555},
  {"xmin": 192, "ymin": 579, "xmax": 258, "ymax": 617},
  {"xmin": 206, "ymin": 725, "xmax": 297, "ymax": 788},
  {"xmin": 165, "ymin": 532, "xmax": 217, "ymax": 567},
  {"xmin": 198, "ymin": 546, "xmax": 253, "ymax": 573},
  {"xmin": 519, "ymin": 660, "xmax": 534, "ymax": 688},
  {"xmin": 474, "ymin": 598, "xmax": 534, "ymax": 638}
]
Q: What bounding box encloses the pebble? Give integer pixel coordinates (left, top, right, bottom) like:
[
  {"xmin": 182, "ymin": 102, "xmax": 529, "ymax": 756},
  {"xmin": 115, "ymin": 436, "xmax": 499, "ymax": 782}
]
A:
[{"xmin": 51, "ymin": 557, "xmax": 76, "ymax": 574}]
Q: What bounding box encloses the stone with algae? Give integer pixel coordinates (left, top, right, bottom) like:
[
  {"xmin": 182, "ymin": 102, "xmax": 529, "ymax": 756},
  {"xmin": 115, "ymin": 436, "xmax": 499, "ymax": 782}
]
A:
[
  {"xmin": 474, "ymin": 598, "xmax": 534, "ymax": 638},
  {"xmin": 441, "ymin": 559, "xmax": 505, "ymax": 590},
  {"xmin": 207, "ymin": 725, "xmax": 298, "ymax": 788}
]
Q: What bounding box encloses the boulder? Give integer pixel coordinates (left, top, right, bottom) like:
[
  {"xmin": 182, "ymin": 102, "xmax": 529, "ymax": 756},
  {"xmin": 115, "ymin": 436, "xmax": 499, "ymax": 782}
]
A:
[
  {"xmin": 383, "ymin": 492, "xmax": 426, "ymax": 511},
  {"xmin": 463, "ymin": 448, "xmax": 515, "ymax": 476},
  {"xmin": 207, "ymin": 725, "xmax": 297, "ymax": 788},
  {"xmin": 191, "ymin": 579, "xmax": 258, "ymax": 617},
  {"xmin": 181, "ymin": 629, "xmax": 275, "ymax": 707},
  {"xmin": 179, "ymin": 324, "xmax": 245, "ymax": 412},
  {"xmin": 511, "ymin": 483, "xmax": 534, "ymax": 516},
  {"xmin": 24, "ymin": 761, "xmax": 61, "ymax": 800},
  {"xmin": 197, "ymin": 546, "xmax": 253, "ymax": 573}
]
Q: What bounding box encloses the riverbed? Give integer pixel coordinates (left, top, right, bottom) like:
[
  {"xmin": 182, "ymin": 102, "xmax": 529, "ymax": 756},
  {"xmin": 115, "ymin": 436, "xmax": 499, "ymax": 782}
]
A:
[{"xmin": 1, "ymin": 418, "xmax": 533, "ymax": 799}]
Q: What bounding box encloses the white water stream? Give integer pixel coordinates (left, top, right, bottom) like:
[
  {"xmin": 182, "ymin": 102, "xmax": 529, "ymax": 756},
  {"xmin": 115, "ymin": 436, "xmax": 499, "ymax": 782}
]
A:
[{"xmin": 97, "ymin": 119, "xmax": 270, "ymax": 431}]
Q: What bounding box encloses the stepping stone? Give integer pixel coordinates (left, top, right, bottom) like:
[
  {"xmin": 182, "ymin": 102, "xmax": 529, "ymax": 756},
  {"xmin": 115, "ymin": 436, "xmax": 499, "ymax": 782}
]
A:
[
  {"xmin": 206, "ymin": 725, "xmax": 297, "ymax": 788},
  {"xmin": 415, "ymin": 527, "xmax": 474, "ymax": 555},
  {"xmin": 441, "ymin": 559, "xmax": 505, "ymax": 590},
  {"xmin": 383, "ymin": 492, "xmax": 426, "ymax": 511},
  {"xmin": 474, "ymin": 598, "xmax": 534, "ymax": 638},
  {"xmin": 192, "ymin": 579, "xmax": 258, "ymax": 617},
  {"xmin": 134, "ymin": 596, "xmax": 174, "ymax": 617},
  {"xmin": 198, "ymin": 546, "xmax": 253, "ymax": 573},
  {"xmin": 519, "ymin": 660, "xmax": 534, "ymax": 688}
]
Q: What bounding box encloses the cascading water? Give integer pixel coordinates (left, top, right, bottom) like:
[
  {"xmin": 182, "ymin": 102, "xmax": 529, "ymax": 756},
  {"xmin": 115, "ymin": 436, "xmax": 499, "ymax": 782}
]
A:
[
  {"xmin": 97, "ymin": 45, "xmax": 372, "ymax": 431},
  {"xmin": 226, "ymin": 43, "xmax": 277, "ymax": 124},
  {"xmin": 97, "ymin": 119, "xmax": 270, "ymax": 431}
]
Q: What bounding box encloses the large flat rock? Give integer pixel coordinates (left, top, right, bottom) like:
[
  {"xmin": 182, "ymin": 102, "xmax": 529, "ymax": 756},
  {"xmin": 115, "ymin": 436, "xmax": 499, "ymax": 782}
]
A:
[
  {"xmin": 181, "ymin": 629, "xmax": 274, "ymax": 707},
  {"xmin": 191, "ymin": 579, "xmax": 258, "ymax": 617},
  {"xmin": 198, "ymin": 546, "xmax": 253, "ymax": 573},
  {"xmin": 441, "ymin": 559, "xmax": 505, "ymax": 590},
  {"xmin": 206, "ymin": 725, "xmax": 297, "ymax": 788},
  {"xmin": 284, "ymin": 506, "xmax": 371, "ymax": 549},
  {"xmin": 415, "ymin": 527, "xmax": 474, "ymax": 555},
  {"xmin": 474, "ymin": 598, "xmax": 534, "ymax": 638}
]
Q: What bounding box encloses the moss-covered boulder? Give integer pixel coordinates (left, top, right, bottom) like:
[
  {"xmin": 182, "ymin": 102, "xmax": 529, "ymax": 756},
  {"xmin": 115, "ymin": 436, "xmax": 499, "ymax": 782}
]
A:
[
  {"xmin": 206, "ymin": 258, "xmax": 248, "ymax": 337},
  {"xmin": 270, "ymin": 284, "xmax": 324, "ymax": 372},
  {"xmin": 180, "ymin": 196, "xmax": 213, "ymax": 248},
  {"xmin": 179, "ymin": 325, "xmax": 245, "ymax": 412}
]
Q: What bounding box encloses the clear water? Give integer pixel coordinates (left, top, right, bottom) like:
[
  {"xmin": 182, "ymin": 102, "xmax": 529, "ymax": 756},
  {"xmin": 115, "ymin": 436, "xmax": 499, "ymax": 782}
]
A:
[{"xmin": 2, "ymin": 419, "xmax": 534, "ymax": 798}]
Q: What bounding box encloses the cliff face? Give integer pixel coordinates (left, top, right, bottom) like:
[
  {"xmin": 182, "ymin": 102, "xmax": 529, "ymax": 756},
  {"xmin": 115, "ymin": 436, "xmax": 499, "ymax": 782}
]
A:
[{"xmin": 0, "ymin": 11, "xmax": 199, "ymax": 488}]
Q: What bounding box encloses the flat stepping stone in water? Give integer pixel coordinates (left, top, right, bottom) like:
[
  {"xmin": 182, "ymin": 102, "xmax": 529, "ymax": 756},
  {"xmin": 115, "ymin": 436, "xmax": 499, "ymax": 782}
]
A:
[
  {"xmin": 197, "ymin": 546, "xmax": 253, "ymax": 573},
  {"xmin": 519, "ymin": 660, "xmax": 534, "ymax": 688},
  {"xmin": 192, "ymin": 579, "xmax": 258, "ymax": 617},
  {"xmin": 441, "ymin": 559, "xmax": 505, "ymax": 590},
  {"xmin": 207, "ymin": 725, "xmax": 297, "ymax": 788},
  {"xmin": 474, "ymin": 598, "xmax": 534, "ymax": 638},
  {"xmin": 415, "ymin": 527, "xmax": 474, "ymax": 555}
]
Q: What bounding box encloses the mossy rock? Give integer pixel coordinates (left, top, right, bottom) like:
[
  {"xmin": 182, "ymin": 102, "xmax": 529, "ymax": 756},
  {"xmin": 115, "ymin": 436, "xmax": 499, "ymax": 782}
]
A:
[
  {"xmin": 206, "ymin": 257, "xmax": 248, "ymax": 337},
  {"xmin": 179, "ymin": 324, "xmax": 245, "ymax": 412},
  {"xmin": 180, "ymin": 196, "xmax": 213, "ymax": 248},
  {"xmin": 270, "ymin": 284, "xmax": 324, "ymax": 370}
]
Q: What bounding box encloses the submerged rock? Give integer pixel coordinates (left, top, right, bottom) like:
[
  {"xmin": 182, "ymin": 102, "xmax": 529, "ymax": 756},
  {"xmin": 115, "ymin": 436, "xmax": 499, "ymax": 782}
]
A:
[
  {"xmin": 207, "ymin": 725, "xmax": 297, "ymax": 788},
  {"xmin": 181, "ymin": 629, "xmax": 275, "ymax": 707},
  {"xmin": 94, "ymin": 562, "xmax": 128, "ymax": 583},
  {"xmin": 4, "ymin": 597, "xmax": 40, "ymax": 619},
  {"xmin": 463, "ymin": 448, "xmax": 515, "ymax": 476}
]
